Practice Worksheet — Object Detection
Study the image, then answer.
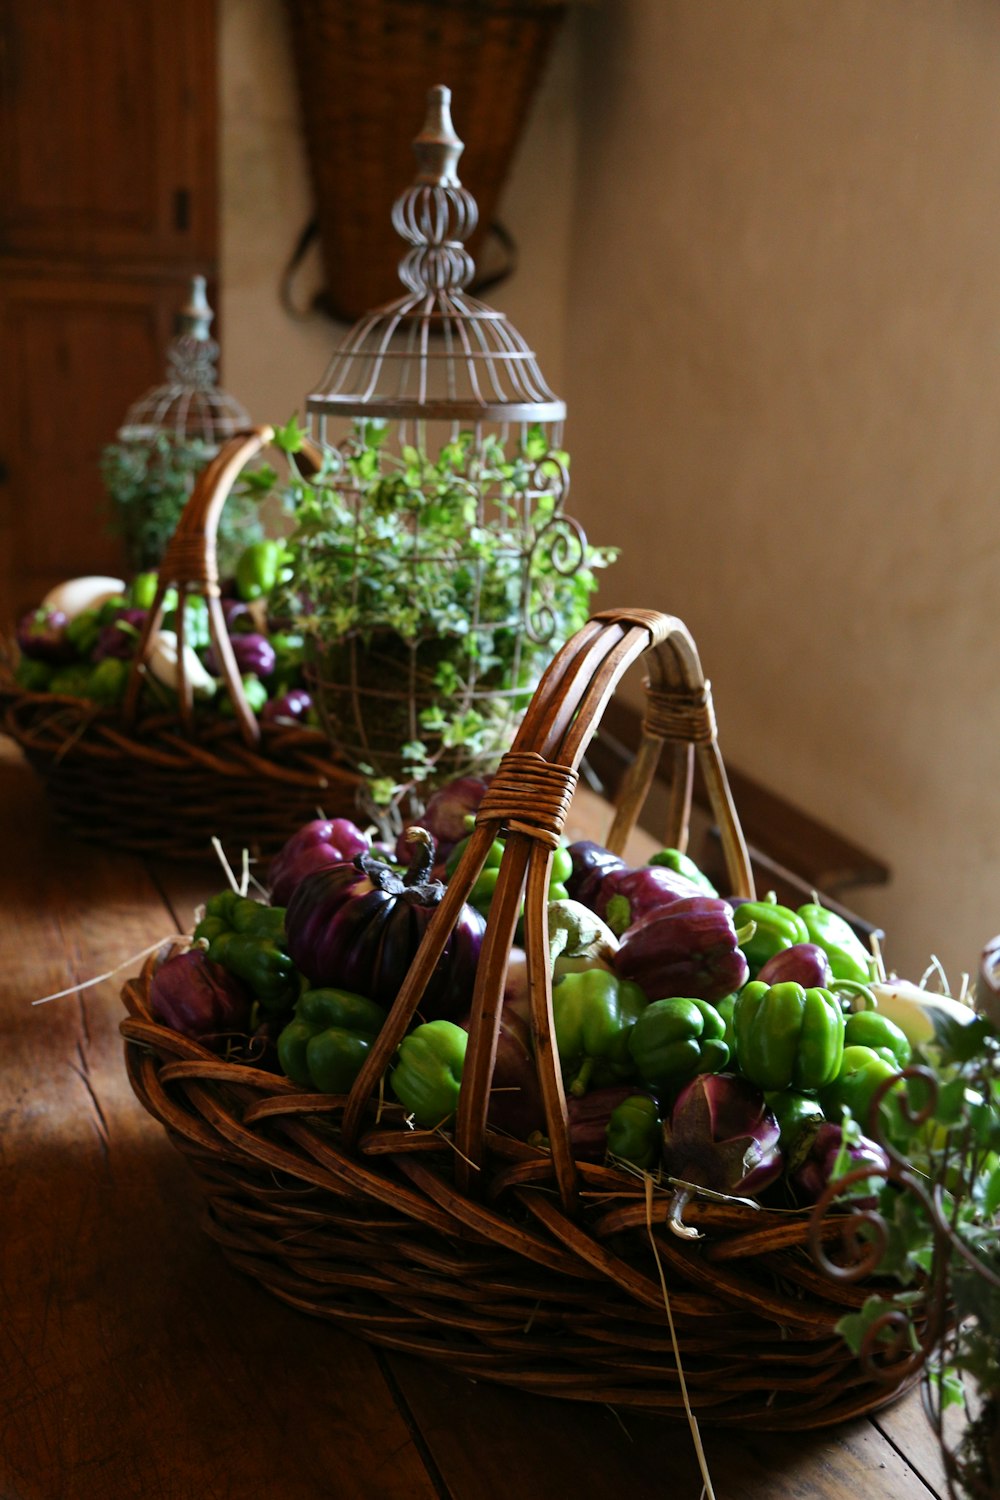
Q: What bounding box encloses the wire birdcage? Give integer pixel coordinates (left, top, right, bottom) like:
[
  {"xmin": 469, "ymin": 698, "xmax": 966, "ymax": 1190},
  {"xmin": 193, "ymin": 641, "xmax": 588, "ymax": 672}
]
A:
[
  {"xmin": 103, "ymin": 280, "xmax": 257, "ymax": 573},
  {"xmin": 295, "ymin": 86, "xmax": 602, "ymax": 802},
  {"xmin": 119, "ymin": 277, "xmax": 250, "ymax": 446}
]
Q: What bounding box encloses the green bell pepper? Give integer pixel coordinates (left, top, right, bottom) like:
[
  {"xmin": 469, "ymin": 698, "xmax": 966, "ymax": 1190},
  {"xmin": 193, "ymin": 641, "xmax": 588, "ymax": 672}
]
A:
[
  {"xmin": 797, "ymin": 903, "xmax": 873, "ymax": 985},
  {"xmin": 162, "ymin": 595, "xmax": 210, "ymax": 651},
  {"xmin": 48, "ymin": 663, "xmax": 96, "ymax": 696},
  {"xmin": 844, "ymin": 1010, "xmax": 912, "ymax": 1069},
  {"xmin": 552, "ymin": 967, "xmax": 648, "ymax": 1097},
  {"xmin": 277, "ymin": 987, "xmax": 386, "ymax": 1094},
  {"xmin": 764, "ymin": 1089, "xmax": 826, "ymax": 1149},
  {"xmin": 219, "ymin": 674, "xmax": 269, "ymax": 717},
  {"xmin": 819, "ymin": 1044, "xmax": 904, "ymax": 1135},
  {"xmin": 14, "ymin": 657, "xmax": 54, "ymax": 692},
  {"xmin": 129, "ymin": 574, "xmax": 178, "ymax": 613},
  {"xmin": 732, "ymin": 893, "xmax": 810, "ymax": 974},
  {"xmin": 64, "ymin": 608, "xmax": 102, "ymax": 659},
  {"xmin": 390, "ymin": 1019, "xmax": 468, "ymax": 1127},
  {"xmin": 733, "ymin": 980, "xmax": 845, "ymax": 1091},
  {"xmin": 445, "ymin": 831, "xmax": 572, "ymax": 918},
  {"xmin": 627, "ymin": 996, "xmax": 729, "ymax": 1088},
  {"xmin": 606, "ymin": 1094, "xmax": 662, "ymax": 1170},
  {"xmin": 648, "ymin": 848, "xmax": 718, "ymax": 897},
  {"xmin": 236, "ymin": 539, "xmax": 284, "ymax": 601},
  {"xmin": 85, "ymin": 656, "xmax": 130, "ymax": 707},
  {"xmin": 194, "ymin": 892, "xmax": 299, "ymax": 1013},
  {"xmin": 268, "ymin": 630, "xmax": 306, "ymax": 691}
]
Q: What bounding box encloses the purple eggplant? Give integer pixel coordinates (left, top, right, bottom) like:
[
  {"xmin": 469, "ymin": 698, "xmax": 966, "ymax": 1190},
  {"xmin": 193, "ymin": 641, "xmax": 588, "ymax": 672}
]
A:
[
  {"xmin": 757, "ymin": 942, "xmax": 834, "ymax": 989},
  {"xmin": 16, "ymin": 607, "xmax": 73, "ymax": 664},
  {"xmin": 565, "ymin": 840, "xmax": 628, "ymax": 908},
  {"xmin": 395, "ymin": 775, "xmax": 492, "ymax": 869},
  {"xmin": 663, "ymin": 1074, "xmax": 782, "ymax": 1235},
  {"xmin": 788, "ymin": 1120, "xmax": 889, "ymax": 1206},
  {"xmin": 268, "ymin": 817, "xmax": 371, "ymax": 906},
  {"xmin": 93, "ymin": 608, "xmax": 148, "ymax": 662},
  {"xmin": 458, "ymin": 997, "xmax": 545, "ymax": 1139},
  {"xmin": 149, "ymin": 949, "xmax": 252, "ymax": 1045},
  {"xmin": 205, "ymin": 631, "xmax": 276, "ymax": 680},
  {"xmin": 260, "ymin": 688, "xmax": 313, "ymax": 727},
  {"xmin": 613, "ymin": 895, "xmax": 750, "ymax": 1004},
  {"xmin": 591, "ymin": 864, "xmax": 703, "ymax": 936},
  {"xmin": 285, "ymin": 828, "xmax": 486, "ymax": 1021}
]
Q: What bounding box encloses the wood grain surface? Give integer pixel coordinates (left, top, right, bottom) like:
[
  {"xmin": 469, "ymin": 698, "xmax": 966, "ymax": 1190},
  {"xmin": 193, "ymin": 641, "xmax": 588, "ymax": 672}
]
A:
[{"xmin": 0, "ymin": 746, "xmax": 949, "ymax": 1499}]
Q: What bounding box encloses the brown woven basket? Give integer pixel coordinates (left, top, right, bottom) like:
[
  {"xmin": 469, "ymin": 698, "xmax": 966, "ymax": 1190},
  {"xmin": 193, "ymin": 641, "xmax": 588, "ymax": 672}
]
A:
[
  {"xmin": 283, "ymin": 0, "xmax": 569, "ymax": 320},
  {"xmin": 120, "ymin": 608, "xmax": 922, "ymax": 1427},
  {"xmin": 1, "ymin": 427, "xmax": 363, "ymax": 861}
]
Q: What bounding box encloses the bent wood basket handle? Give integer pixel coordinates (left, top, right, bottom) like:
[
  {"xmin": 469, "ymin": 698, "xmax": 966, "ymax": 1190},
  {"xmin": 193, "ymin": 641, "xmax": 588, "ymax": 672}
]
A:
[
  {"xmin": 121, "ymin": 426, "xmax": 324, "ymax": 746},
  {"xmin": 341, "ymin": 608, "xmax": 756, "ymax": 1213}
]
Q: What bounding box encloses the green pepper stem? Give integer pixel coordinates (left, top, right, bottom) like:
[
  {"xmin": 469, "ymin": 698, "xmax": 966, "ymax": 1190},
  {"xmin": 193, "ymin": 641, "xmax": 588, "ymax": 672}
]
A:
[
  {"xmin": 569, "ymin": 1057, "xmax": 595, "ymax": 1098},
  {"xmin": 735, "ymin": 919, "xmax": 757, "ymax": 947}
]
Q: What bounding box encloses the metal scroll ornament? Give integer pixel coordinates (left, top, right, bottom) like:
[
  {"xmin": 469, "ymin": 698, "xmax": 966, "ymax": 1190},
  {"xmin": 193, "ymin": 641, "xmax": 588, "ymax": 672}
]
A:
[{"xmin": 290, "ymin": 86, "xmax": 608, "ymax": 802}]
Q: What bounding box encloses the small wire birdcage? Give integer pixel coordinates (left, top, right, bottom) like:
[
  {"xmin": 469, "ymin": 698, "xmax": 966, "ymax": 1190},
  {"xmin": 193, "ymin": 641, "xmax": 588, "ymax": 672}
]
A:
[
  {"xmin": 103, "ymin": 279, "xmax": 257, "ymax": 573},
  {"xmin": 119, "ymin": 277, "xmax": 250, "ymax": 446},
  {"xmin": 295, "ymin": 86, "xmax": 604, "ymax": 802}
]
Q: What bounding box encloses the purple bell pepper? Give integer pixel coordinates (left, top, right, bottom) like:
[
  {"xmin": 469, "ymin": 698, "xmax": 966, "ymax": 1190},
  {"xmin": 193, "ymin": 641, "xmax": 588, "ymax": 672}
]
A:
[
  {"xmin": 205, "ymin": 631, "xmax": 276, "ymax": 680},
  {"xmin": 395, "ymin": 775, "xmax": 492, "ymax": 869},
  {"xmin": 613, "ymin": 895, "xmax": 750, "ymax": 1004},
  {"xmin": 757, "ymin": 942, "xmax": 834, "ymax": 989},
  {"xmin": 93, "ymin": 608, "xmax": 148, "ymax": 661},
  {"xmin": 16, "ymin": 607, "xmax": 73, "ymax": 664},
  {"xmin": 260, "ymin": 688, "xmax": 313, "ymax": 727},
  {"xmin": 149, "ymin": 949, "xmax": 252, "ymax": 1046},
  {"xmin": 591, "ymin": 864, "xmax": 703, "ymax": 936},
  {"xmin": 268, "ymin": 817, "xmax": 371, "ymax": 906}
]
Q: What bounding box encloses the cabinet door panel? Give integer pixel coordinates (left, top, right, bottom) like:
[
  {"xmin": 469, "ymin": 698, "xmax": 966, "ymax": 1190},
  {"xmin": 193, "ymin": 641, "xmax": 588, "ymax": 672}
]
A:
[
  {"xmin": 0, "ymin": 274, "xmax": 184, "ymax": 612},
  {"xmin": 0, "ymin": 0, "xmax": 216, "ymax": 262}
]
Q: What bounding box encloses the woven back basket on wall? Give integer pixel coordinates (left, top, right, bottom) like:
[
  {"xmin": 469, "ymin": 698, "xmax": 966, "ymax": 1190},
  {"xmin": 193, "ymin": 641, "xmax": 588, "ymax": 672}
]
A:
[{"xmin": 283, "ymin": 0, "xmax": 570, "ymax": 320}]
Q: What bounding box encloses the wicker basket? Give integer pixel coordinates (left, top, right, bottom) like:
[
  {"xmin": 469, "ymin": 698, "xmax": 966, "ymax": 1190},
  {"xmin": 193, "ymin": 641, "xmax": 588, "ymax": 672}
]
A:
[
  {"xmin": 283, "ymin": 0, "xmax": 569, "ymax": 320},
  {"xmin": 119, "ymin": 608, "xmax": 922, "ymax": 1427},
  {"xmin": 0, "ymin": 428, "xmax": 363, "ymax": 861}
]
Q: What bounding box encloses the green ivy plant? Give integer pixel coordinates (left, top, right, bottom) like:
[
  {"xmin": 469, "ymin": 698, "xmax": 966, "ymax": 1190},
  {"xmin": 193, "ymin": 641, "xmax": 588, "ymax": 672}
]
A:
[
  {"xmin": 268, "ymin": 416, "xmax": 617, "ymax": 810},
  {"xmin": 100, "ymin": 432, "xmax": 264, "ymax": 573},
  {"xmin": 829, "ymin": 990, "xmax": 1000, "ymax": 1499}
]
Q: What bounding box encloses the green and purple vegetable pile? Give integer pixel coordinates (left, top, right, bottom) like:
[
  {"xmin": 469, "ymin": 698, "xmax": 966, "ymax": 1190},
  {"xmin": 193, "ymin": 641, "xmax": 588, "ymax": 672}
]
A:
[
  {"xmin": 11, "ymin": 551, "xmax": 314, "ymax": 728},
  {"xmin": 147, "ymin": 774, "xmax": 1000, "ymax": 1251}
]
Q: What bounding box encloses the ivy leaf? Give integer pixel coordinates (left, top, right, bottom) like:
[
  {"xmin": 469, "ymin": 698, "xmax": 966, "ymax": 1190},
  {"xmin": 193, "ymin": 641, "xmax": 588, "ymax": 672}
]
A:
[{"xmin": 273, "ymin": 414, "xmax": 305, "ymax": 454}]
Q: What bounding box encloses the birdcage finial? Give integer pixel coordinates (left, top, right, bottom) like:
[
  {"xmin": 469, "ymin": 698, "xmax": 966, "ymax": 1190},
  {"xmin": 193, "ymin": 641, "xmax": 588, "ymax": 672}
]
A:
[
  {"xmin": 307, "ymin": 86, "xmax": 565, "ymax": 425},
  {"xmin": 118, "ymin": 277, "xmax": 250, "ymax": 445},
  {"xmin": 412, "ymin": 85, "xmax": 464, "ymax": 187},
  {"xmin": 176, "ymin": 275, "xmax": 214, "ymax": 341}
]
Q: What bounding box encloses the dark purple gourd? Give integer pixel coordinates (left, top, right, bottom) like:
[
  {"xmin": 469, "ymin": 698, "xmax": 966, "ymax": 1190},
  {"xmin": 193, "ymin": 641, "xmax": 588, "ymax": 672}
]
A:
[{"xmin": 285, "ymin": 828, "xmax": 485, "ymax": 1020}]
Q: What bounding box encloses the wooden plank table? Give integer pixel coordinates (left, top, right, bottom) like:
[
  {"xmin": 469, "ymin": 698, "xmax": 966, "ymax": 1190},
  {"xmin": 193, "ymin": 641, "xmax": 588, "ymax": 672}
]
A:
[{"xmin": 0, "ymin": 748, "xmax": 949, "ymax": 1500}]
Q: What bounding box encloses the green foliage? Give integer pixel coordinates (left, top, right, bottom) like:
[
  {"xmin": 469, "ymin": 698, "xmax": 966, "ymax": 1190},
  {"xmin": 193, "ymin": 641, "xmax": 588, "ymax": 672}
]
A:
[
  {"xmin": 832, "ymin": 1008, "xmax": 1000, "ymax": 1496},
  {"xmin": 100, "ymin": 432, "xmax": 265, "ymax": 573},
  {"xmin": 273, "ymin": 421, "xmax": 617, "ymax": 803}
]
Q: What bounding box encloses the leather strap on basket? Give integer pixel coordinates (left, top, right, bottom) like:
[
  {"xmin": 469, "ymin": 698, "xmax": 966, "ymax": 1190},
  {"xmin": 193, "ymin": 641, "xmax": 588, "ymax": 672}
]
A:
[
  {"xmin": 121, "ymin": 426, "xmax": 324, "ymax": 746},
  {"xmin": 341, "ymin": 610, "xmax": 754, "ymax": 1219}
]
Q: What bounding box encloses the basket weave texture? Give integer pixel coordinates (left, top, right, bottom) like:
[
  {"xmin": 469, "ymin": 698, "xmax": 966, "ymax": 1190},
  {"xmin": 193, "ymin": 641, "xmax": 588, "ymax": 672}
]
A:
[
  {"xmin": 120, "ymin": 609, "xmax": 921, "ymax": 1426},
  {"xmin": 283, "ymin": 0, "xmax": 568, "ymax": 320},
  {"xmin": 1, "ymin": 428, "xmax": 362, "ymax": 861}
]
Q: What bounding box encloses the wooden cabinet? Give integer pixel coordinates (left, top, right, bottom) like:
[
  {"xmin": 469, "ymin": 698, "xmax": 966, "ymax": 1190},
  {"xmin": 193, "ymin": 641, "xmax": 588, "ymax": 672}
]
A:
[{"xmin": 0, "ymin": 0, "xmax": 217, "ymax": 614}]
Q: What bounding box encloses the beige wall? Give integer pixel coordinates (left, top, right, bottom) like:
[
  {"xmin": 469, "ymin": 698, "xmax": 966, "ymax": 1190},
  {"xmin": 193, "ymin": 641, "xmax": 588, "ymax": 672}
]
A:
[{"xmin": 221, "ymin": 0, "xmax": 1000, "ymax": 983}]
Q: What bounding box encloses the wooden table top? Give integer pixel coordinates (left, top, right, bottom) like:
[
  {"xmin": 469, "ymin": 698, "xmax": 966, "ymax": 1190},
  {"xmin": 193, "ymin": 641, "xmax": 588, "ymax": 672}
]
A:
[{"xmin": 0, "ymin": 747, "xmax": 949, "ymax": 1500}]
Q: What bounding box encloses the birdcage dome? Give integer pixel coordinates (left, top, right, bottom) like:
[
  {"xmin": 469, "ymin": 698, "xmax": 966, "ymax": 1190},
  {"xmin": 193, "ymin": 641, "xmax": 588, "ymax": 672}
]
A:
[
  {"xmin": 118, "ymin": 277, "xmax": 250, "ymax": 447},
  {"xmin": 306, "ymin": 85, "xmax": 566, "ymax": 440}
]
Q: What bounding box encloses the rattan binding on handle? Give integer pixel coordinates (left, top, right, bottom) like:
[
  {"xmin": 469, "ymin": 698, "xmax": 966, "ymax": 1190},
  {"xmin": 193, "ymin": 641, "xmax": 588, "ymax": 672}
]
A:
[
  {"xmin": 340, "ymin": 610, "xmax": 754, "ymax": 1212},
  {"xmin": 121, "ymin": 426, "xmax": 323, "ymax": 746}
]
